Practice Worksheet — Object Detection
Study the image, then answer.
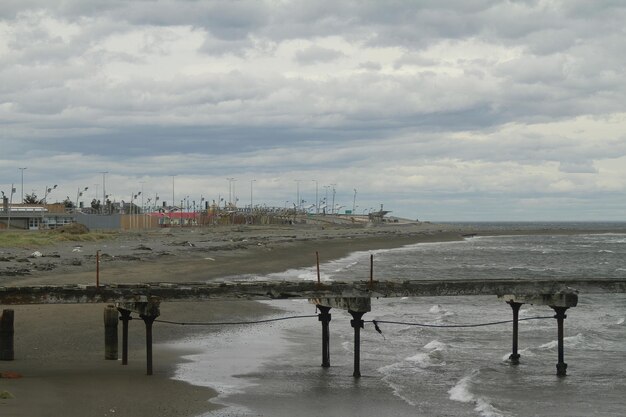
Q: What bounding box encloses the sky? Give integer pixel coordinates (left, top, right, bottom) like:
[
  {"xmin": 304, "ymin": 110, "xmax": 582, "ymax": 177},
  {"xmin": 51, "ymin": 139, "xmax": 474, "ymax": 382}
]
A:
[{"xmin": 1, "ymin": 0, "xmax": 625, "ymax": 221}]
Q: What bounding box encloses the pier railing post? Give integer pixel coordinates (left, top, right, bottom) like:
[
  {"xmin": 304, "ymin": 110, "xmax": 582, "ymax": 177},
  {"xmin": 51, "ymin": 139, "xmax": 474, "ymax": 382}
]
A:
[
  {"xmin": 317, "ymin": 305, "xmax": 332, "ymax": 368},
  {"xmin": 507, "ymin": 301, "xmax": 522, "ymax": 364},
  {"xmin": 552, "ymin": 306, "xmax": 569, "ymax": 377},
  {"xmin": 0, "ymin": 309, "xmax": 14, "ymax": 361},
  {"xmin": 104, "ymin": 305, "xmax": 119, "ymax": 360},
  {"xmin": 349, "ymin": 310, "xmax": 365, "ymax": 378},
  {"xmin": 117, "ymin": 308, "xmax": 132, "ymax": 365}
]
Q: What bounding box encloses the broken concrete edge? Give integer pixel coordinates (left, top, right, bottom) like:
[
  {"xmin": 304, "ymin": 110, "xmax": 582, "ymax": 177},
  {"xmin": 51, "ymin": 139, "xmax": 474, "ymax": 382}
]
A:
[
  {"xmin": 309, "ymin": 297, "xmax": 371, "ymax": 313},
  {"xmin": 498, "ymin": 290, "xmax": 579, "ymax": 308},
  {"xmin": 115, "ymin": 297, "xmax": 161, "ymax": 317}
]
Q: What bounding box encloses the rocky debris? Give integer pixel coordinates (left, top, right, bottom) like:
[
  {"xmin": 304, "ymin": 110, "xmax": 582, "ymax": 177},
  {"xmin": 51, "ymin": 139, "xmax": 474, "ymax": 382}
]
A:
[
  {"xmin": 115, "ymin": 255, "xmax": 142, "ymax": 261},
  {"xmin": 33, "ymin": 262, "xmax": 57, "ymax": 271},
  {"xmin": 0, "ymin": 391, "xmax": 14, "ymax": 399},
  {"xmin": 29, "ymin": 251, "xmax": 43, "ymax": 258},
  {"xmin": 0, "ymin": 268, "xmax": 31, "ymax": 276},
  {"xmin": 169, "ymin": 241, "xmax": 196, "ymax": 247},
  {"xmin": 0, "ymin": 256, "xmax": 14, "ymax": 262}
]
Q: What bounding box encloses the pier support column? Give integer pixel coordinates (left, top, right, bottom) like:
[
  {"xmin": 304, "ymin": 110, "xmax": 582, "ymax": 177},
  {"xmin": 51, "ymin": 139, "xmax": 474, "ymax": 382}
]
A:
[
  {"xmin": 349, "ymin": 310, "xmax": 365, "ymax": 378},
  {"xmin": 507, "ymin": 301, "xmax": 523, "ymax": 365},
  {"xmin": 317, "ymin": 305, "xmax": 332, "ymax": 368},
  {"xmin": 117, "ymin": 308, "xmax": 132, "ymax": 365},
  {"xmin": 104, "ymin": 305, "xmax": 119, "ymax": 360},
  {"xmin": 552, "ymin": 306, "xmax": 569, "ymax": 377},
  {"xmin": 141, "ymin": 314, "xmax": 157, "ymax": 376},
  {"xmin": 0, "ymin": 309, "xmax": 14, "ymax": 361}
]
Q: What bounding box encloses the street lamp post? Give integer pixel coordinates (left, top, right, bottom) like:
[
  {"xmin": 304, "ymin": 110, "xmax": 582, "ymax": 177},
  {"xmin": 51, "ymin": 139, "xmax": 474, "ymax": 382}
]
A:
[
  {"xmin": 18, "ymin": 167, "xmax": 27, "ymax": 203},
  {"xmin": 294, "ymin": 180, "xmax": 301, "ymax": 212},
  {"xmin": 75, "ymin": 187, "xmax": 88, "ymax": 213},
  {"xmin": 312, "ymin": 180, "xmax": 318, "ymax": 214},
  {"xmin": 171, "ymin": 175, "xmax": 176, "ymax": 212},
  {"xmin": 100, "ymin": 172, "xmax": 108, "ymax": 214},
  {"xmin": 250, "ymin": 179, "xmax": 256, "ymax": 213},
  {"xmin": 353, "ymin": 188, "xmax": 357, "ymax": 213}
]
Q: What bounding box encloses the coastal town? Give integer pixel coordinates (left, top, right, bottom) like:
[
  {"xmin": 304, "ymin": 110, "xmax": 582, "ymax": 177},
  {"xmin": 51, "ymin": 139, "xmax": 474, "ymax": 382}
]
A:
[{"xmin": 1, "ymin": 184, "xmax": 395, "ymax": 231}]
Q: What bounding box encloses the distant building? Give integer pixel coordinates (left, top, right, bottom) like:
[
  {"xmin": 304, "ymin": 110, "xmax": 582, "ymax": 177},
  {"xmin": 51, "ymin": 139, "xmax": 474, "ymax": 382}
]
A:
[{"xmin": 0, "ymin": 199, "xmax": 74, "ymax": 230}]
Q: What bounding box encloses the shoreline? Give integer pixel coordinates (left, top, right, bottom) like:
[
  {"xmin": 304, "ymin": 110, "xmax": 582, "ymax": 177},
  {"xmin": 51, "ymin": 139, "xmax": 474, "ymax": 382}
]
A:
[{"xmin": 2, "ymin": 222, "xmax": 626, "ymax": 416}]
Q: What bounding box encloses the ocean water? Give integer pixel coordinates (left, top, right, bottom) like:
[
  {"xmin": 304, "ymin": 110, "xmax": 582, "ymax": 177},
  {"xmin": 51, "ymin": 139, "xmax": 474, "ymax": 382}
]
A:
[{"xmin": 168, "ymin": 227, "xmax": 626, "ymax": 417}]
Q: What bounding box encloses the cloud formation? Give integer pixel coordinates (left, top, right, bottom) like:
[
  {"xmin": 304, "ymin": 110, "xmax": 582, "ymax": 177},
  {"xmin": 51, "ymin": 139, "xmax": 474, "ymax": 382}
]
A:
[{"xmin": 1, "ymin": 0, "xmax": 625, "ymax": 220}]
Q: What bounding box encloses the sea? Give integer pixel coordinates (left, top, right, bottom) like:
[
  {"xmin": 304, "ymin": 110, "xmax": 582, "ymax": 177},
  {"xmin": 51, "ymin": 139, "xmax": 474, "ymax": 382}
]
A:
[{"xmin": 166, "ymin": 222, "xmax": 626, "ymax": 417}]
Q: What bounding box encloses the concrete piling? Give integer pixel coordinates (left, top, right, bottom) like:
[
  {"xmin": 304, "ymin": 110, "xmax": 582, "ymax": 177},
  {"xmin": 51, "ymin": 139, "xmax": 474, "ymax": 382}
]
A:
[
  {"xmin": 507, "ymin": 301, "xmax": 522, "ymax": 364},
  {"xmin": 349, "ymin": 310, "xmax": 365, "ymax": 378},
  {"xmin": 117, "ymin": 308, "xmax": 132, "ymax": 365},
  {"xmin": 317, "ymin": 305, "xmax": 332, "ymax": 368},
  {"xmin": 141, "ymin": 314, "xmax": 157, "ymax": 376},
  {"xmin": 552, "ymin": 306, "xmax": 569, "ymax": 377},
  {"xmin": 104, "ymin": 305, "xmax": 119, "ymax": 360},
  {"xmin": 0, "ymin": 309, "xmax": 14, "ymax": 361}
]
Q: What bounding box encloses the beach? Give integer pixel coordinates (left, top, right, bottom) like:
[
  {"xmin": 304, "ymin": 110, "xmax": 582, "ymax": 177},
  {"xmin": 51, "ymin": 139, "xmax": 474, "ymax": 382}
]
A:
[
  {"xmin": 1, "ymin": 221, "xmax": 625, "ymax": 417},
  {"xmin": 0, "ymin": 222, "xmax": 469, "ymax": 417}
]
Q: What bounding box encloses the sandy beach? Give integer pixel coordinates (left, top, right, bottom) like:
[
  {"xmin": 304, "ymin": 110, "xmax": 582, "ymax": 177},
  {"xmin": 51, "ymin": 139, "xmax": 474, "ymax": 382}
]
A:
[
  {"xmin": 0, "ymin": 222, "xmax": 470, "ymax": 417},
  {"xmin": 2, "ymin": 221, "xmax": 625, "ymax": 416}
]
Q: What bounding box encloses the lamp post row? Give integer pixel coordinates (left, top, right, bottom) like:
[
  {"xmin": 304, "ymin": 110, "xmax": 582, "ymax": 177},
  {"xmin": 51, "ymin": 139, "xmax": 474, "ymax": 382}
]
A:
[{"xmin": 5, "ymin": 170, "xmax": 358, "ymax": 216}]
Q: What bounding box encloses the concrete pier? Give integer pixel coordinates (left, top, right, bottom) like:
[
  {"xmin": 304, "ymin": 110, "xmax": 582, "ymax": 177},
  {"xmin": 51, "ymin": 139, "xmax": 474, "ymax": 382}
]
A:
[{"xmin": 0, "ymin": 278, "xmax": 622, "ymax": 377}]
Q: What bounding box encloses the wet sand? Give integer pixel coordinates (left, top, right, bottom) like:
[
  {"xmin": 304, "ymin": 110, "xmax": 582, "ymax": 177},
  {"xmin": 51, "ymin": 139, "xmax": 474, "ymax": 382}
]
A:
[{"xmin": 2, "ymin": 221, "xmax": 623, "ymax": 416}]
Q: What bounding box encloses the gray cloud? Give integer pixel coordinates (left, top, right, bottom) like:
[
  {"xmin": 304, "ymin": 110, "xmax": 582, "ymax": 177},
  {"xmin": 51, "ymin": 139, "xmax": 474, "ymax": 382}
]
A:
[
  {"xmin": 294, "ymin": 45, "xmax": 344, "ymax": 65},
  {"xmin": 1, "ymin": 1, "xmax": 626, "ymax": 220}
]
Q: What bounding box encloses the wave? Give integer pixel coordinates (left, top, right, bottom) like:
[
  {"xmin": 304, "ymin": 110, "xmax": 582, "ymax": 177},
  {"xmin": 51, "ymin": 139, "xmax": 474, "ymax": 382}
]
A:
[
  {"xmin": 538, "ymin": 333, "xmax": 586, "ymax": 350},
  {"xmin": 448, "ymin": 370, "xmax": 508, "ymax": 417}
]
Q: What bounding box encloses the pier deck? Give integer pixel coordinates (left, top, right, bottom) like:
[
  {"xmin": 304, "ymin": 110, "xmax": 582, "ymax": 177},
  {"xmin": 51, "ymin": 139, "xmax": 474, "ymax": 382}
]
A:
[{"xmin": 1, "ymin": 277, "xmax": 625, "ymax": 305}]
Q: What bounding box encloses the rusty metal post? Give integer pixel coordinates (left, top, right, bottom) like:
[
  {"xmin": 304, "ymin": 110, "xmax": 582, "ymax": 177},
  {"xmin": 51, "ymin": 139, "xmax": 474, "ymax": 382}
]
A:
[
  {"xmin": 316, "ymin": 251, "xmax": 321, "ymax": 285},
  {"xmin": 552, "ymin": 306, "xmax": 569, "ymax": 377},
  {"xmin": 104, "ymin": 305, "xmax": 118, "ymax": 360},
  {"xmin": 96, "ymin": 250, "xmax": 100, "ymax": 289},
  {"xmin": 0, "ymin": 309, "xmax": 15, "ymax": 361},
  {"xmin": 317, "ymin": 305, "xmax": 331, "ymax": 368},
  {"xmin": 369, "ymin": 254, "xmax": 374, "ymax": 288},
  {"xmin": 141, "ymin": 314, "xmax": 157, "ymax": 375},
  {"xmin": 349, "ymin": 310, "xmax": 365, "ymax": 378},
  {"xmin": 117, "ymin": 308, "xmax": 131, "ymax": 365},
  {"xmin": 507, "ymin": 301, "xmax": 522, "ymax": 364}
]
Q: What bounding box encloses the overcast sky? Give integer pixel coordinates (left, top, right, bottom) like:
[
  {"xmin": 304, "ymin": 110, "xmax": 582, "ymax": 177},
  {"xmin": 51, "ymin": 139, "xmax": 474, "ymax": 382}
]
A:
[{"xmin": 1, "ymin": 0, "xmax": 625, "ymax": 221}]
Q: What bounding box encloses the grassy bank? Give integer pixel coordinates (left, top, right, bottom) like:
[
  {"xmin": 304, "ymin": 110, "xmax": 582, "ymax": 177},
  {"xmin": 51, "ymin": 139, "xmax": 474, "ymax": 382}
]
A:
[{"xmin": 0, "ymin": 228, "xmax": 115, "ymax": 248}]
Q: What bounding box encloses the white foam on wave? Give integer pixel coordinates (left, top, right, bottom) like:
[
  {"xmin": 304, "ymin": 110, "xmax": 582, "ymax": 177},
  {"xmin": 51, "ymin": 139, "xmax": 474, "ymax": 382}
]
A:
[
  {"xmin": 538, "ymin": 333, "xmax": 585, "ymax": 350},
  {"xmin": 424, "ymin": 340, "xmax": 448, "ymax": 351},
  {"xmin": 405, "ymin": 340, "xmax": 448, "ymax": 368},
  {"xmin": 616, "ymin": 318, "xmax": 624, "ymax": 325},
  {"xmin": 449, "ymin": 370, "xmax": 507, "ymax": 417},
  {"xmin": 500, "ymin": 347, "xmax": 536, "ymax": 361}
]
